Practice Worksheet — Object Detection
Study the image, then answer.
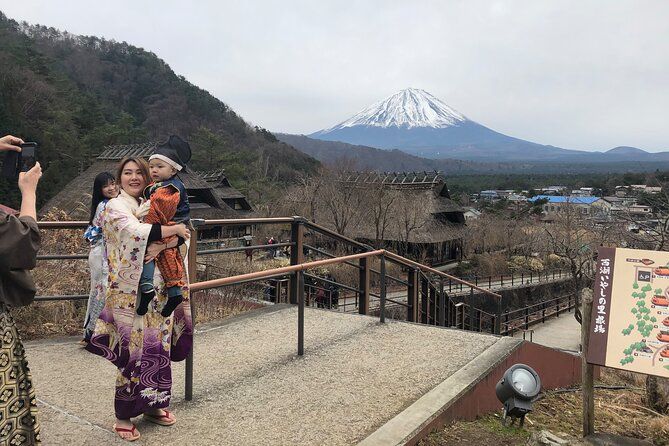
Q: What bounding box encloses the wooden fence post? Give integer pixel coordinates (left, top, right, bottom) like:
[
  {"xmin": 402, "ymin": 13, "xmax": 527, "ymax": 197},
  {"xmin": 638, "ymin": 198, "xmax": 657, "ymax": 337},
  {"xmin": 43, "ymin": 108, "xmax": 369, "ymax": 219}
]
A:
[
  {"xmin": 421, "ymin": 276, "xmax": 429, "ymax": 324},
  {"xmin": 407, "ymin": 269, "xmax": 418, "ymax": 322},
  {"xmin": 380, "ymin": 255, "xmax": 386, "ymax": 323},
  {"xmin": 359, "ymin": 257, "xmax": 370, "ymax": 315},
  {"xmin": 581, "ymin": 288, "xmax": 595, "ymax": 437},
  {"xmin": 297, "ymin": 270, "xmax": 305, "ymax": 355},
  {"xmin": 185, "ymin": 224, "xmax": 199, "ymax": 401},
  {"xmin": 289, "ymin": 217, "xmax": 304, "ymax": 305},
  {"xmin": 438, "ymin": 278, "xmax": 446, "ymax": 327}
]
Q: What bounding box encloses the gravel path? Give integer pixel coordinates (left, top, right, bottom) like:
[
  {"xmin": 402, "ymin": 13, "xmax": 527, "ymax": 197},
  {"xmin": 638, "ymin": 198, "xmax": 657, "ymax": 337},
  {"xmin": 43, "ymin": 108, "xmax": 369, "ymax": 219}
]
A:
[{"xmin": 27, "ymin": 306, "xmax": 500, "ymax": 445}]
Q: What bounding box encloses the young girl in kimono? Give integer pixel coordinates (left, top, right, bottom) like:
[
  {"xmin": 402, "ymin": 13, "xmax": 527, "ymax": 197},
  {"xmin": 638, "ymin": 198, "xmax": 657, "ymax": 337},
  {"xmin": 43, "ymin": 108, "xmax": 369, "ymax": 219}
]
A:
[{"xmin": 81, "ymin": 172, "xmax": 118, "ymax": 345}]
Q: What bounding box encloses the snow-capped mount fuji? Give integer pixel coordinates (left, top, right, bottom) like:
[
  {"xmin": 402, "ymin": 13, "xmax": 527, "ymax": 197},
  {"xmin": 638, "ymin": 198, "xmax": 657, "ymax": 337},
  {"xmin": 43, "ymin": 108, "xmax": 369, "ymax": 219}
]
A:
[
  {"xmin": 309, "ymin": 88, "xmax": 591, "ymax": 162},
  {"xmin": 320, "ymin": 88, "xmax": 467, "ymax": 130}
]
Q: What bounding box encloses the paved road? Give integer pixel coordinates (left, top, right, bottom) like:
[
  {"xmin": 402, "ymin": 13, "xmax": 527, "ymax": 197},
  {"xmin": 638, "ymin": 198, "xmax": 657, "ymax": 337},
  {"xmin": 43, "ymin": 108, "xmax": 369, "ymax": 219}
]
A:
[
  {"xmin": 28, "ymin": 305, "xmax": 501, "ymax": 445},
  {"xmin": 511, "ymin": 312, "xmax": 582, "ymax": 351}
]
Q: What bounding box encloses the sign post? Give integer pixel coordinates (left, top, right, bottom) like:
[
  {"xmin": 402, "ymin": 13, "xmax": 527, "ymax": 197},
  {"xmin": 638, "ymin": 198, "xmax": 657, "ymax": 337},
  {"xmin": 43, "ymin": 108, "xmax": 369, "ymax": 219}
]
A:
[
  {"xmin": 585, "ymin": 247, "xmax": 669, "ymax": 435},
  {"xmin": 587, "ymin": 247, "xmax": 669, "ymax": 377},
  {"xmin": 581, "ymin": 288, "xmax": 594, "ymax": 436}
]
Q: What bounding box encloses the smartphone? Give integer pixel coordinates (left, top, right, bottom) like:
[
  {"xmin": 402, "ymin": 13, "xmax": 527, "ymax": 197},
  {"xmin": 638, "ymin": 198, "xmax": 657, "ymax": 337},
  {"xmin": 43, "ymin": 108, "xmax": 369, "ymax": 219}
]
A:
[
  {"xmin": 1, "ymin": 151, "xmax": 19, "ymax": 179},
  {"xmin": 19, "ymin": 142, "xmax": 37, "ymax": 172}
]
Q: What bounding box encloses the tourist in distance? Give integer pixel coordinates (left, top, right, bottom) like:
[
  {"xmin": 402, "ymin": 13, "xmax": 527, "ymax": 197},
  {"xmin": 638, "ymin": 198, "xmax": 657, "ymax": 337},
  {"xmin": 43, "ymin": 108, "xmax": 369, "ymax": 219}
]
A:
[
  {"xmin": 0, "ymin": 134, "xmax": 42, "ymax": 445},
  {"xmin": 85, "ymin": 156, "xmax": 192, "ymax": 442},
  {"xmin": 80, "ymin": 172, "xmax": 118, "ymax": 346}
]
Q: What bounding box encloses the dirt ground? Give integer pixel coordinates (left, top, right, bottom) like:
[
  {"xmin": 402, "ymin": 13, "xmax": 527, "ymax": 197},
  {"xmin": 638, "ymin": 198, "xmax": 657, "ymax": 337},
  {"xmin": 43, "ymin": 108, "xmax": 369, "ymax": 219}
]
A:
[{"xmin": 421, "ymin": 369, "xmax": 669, "ymax": 446}]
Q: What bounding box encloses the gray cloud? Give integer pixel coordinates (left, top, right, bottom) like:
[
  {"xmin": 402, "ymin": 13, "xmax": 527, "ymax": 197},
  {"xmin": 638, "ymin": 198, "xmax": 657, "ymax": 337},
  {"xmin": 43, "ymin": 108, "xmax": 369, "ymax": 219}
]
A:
[{"xmin": 1, "ymin": 0, "xmax": 668, "ymax": 151}]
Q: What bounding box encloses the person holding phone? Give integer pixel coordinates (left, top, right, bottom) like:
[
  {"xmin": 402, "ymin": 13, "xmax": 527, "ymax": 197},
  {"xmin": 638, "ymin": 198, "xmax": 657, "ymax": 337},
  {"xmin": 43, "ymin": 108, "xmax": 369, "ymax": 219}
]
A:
[{"xmin": 0, "ymin": 134, "xmax": 42, "ymax": 445}]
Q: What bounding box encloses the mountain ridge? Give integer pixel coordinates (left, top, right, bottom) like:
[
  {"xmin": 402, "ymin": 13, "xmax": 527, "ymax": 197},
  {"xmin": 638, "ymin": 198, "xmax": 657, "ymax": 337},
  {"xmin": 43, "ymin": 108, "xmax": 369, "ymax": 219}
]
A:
[{"xmin": 309, "ymin": 88, "xmax": 669, "ymax": 163}]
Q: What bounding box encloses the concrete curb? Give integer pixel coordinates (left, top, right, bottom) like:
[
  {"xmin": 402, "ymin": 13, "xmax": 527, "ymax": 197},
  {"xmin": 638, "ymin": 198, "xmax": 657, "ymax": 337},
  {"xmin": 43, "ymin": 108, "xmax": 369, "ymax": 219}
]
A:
[{"xmin": 358, "ymin": 336, "xmax": 522, "ymax": 446}]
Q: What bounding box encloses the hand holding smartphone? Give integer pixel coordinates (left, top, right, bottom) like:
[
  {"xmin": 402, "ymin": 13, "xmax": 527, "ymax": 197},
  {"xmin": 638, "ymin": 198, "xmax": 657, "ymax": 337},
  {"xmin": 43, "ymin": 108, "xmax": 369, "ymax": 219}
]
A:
[{"xmin": 2, "ymin": 142, "xmax": 38, "ymax": 179}]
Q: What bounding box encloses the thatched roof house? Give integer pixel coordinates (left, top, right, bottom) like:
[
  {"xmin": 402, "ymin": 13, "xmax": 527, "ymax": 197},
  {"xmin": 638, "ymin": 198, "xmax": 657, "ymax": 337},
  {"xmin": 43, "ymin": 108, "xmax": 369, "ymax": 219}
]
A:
[
  {"xmin": 196, "ymin": 169, "xmax": 254, "ymax": 217},
  {"xmin": 40, "ymin": 142, "xmax": 255, "ymax": 239},
  {"xmin": 338, "ymin": 171, "xmax": 465, "ymax": 264}
]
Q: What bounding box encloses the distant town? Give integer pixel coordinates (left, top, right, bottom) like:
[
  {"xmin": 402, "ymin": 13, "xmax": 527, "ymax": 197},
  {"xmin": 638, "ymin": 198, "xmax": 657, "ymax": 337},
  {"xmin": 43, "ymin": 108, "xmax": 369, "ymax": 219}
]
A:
[{"xmin": 468, "ymin": 184, "xmax": 662, "ymax": 234}]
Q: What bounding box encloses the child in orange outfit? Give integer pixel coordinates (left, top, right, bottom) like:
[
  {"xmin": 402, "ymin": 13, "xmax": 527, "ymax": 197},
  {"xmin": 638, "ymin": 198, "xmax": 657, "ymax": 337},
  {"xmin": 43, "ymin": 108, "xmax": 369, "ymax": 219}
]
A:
[{"xmin": 137, "ymin": 136, "xmax": 192, "ymax": 317}]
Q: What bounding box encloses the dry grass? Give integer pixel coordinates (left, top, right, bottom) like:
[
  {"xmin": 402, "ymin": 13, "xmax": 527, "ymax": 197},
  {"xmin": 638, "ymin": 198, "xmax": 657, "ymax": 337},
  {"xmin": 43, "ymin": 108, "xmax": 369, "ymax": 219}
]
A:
[{"xmin": 422, "ymin": 368, "xmax": 669, "ymax": 446}]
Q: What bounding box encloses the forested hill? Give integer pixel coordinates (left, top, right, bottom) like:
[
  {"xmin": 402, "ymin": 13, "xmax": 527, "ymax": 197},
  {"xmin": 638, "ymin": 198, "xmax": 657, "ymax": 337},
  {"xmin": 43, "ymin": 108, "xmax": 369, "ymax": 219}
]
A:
[{"xmin": 0, "ymin": 12, "xmax": 319, "ymax": 208}]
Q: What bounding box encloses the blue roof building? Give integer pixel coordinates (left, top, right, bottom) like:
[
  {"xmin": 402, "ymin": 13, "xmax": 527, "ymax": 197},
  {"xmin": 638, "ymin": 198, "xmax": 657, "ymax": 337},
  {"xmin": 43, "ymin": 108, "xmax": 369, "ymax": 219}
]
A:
[{"xmin": 528, "ymin": 195, "xmax": 601, "ymax": 204}]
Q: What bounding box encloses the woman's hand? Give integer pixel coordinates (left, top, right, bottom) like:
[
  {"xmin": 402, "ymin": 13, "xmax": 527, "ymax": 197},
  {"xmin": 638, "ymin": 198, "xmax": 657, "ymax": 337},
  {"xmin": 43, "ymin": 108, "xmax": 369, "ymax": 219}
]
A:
[
  {"xmin": 144, "ymin": 241, "xmax": 166, "ymax": 263},
  {"xmin": 0, "ymin": 135, "xmax": 24, "ymax": 152},
  {"xmin": 160, "ymin": 223, "xmax": 191, "ymax": 240},
  {"xmin": 18, "ymin": 163, "xmax": 42, "ymax": 220},
  {"xmin": 18, "ymin": 162, "xmax": 42, "ymax": 195},
  {"xmin": 176, "ymin": 223, "xmax": 190, "ymax": 240}
]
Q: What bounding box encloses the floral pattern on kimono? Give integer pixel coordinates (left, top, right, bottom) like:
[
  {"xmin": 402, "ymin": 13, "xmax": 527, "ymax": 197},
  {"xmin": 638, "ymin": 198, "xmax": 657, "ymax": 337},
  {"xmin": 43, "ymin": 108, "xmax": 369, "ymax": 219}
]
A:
[
  {"xmin": 85, "ymin": 190, "xmax": 193, "ymax": 419},
  {"xmin": 83, "ymin": 199, "xmax": 109, "ymax": 339}
]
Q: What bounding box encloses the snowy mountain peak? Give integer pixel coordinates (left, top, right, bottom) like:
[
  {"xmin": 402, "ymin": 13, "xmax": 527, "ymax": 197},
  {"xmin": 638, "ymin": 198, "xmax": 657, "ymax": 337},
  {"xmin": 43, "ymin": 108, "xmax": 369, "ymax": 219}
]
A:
[{"xmin": 322, "ymin": 88, "xmax": 468, "ymax": 131}]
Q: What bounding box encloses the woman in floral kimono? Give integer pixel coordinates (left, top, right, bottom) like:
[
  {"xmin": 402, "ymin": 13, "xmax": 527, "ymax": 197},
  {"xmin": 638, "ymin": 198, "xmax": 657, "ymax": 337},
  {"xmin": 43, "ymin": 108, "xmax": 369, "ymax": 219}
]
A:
[
  {"xmin": 81, "ymin": 172, "xmax": 118, "ymax": 345},
  {"xmin": 0, "ymin": 134, "xmax": 42, "ymax": 445},
  {"xmin": 85, "ymin": 157, "xmax": 192, "ymax": 442}
]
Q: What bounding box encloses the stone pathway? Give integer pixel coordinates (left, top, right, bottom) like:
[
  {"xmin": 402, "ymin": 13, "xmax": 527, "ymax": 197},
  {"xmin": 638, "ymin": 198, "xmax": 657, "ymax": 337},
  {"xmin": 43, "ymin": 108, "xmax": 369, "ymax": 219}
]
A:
[{"xmin": 27, "ymin": 305, "xmax": 506, "ymax": 445}]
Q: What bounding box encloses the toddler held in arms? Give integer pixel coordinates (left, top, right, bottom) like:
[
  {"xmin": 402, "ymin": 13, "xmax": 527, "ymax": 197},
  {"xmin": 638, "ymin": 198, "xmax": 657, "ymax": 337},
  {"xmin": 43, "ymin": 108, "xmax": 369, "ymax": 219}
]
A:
[{"xmin": 137, "ymin": 135, "xmax": 192, "ymax": 317}]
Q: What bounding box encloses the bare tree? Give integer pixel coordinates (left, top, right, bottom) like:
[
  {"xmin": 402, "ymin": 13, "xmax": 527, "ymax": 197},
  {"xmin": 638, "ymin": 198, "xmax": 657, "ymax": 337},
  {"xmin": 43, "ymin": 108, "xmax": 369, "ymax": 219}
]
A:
[
  {"xmin": 391, "ymin": 191, "xmax": 431, "ymax": 255},
  {"xmin": 363, "ymin": 182, "xmax": 396, "ymax": 248}
]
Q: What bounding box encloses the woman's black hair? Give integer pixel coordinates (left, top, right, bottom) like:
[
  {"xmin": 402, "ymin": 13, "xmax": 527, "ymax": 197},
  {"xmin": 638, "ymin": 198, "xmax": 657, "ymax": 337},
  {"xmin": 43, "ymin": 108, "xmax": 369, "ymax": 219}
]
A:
[{"xmin": 89, "ymin": 172, "xmax": 116, "ymax": 224}]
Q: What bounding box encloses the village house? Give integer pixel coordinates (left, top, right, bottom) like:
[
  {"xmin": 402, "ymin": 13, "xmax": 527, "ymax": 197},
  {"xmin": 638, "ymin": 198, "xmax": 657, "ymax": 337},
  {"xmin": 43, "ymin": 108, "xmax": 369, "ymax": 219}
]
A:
[
  {"xmin": 339, "ymin": 171, "xmax": 465, "ymax": 265},
  {"xmin": 615, "ymin": 185, "xmax": 663, "ymax": 196},
  {"xmin": 528, "ymin": 195, "xmax": 610, "ymax": 219},
  {"xmin": 539, "ymin": 186, "xmax": 568, "ymax": 195},
  {"xmin": 463, "ymin": 207, "xmax": 482, "ymax": 221},
  {"xmin": 40, "ymin": 142, "xmax": 255, "ymax": 240}
]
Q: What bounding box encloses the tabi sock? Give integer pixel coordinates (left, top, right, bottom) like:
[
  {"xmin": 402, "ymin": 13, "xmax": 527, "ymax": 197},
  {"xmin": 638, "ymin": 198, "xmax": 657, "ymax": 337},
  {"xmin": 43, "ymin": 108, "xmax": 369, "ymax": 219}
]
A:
[
  {"xmin": 161, "ymin": 294, "xmax": 184, "ymax": 317},
  {"xmin": 136, "ymin": 289, "xmax": 155, "ymax": 315}
]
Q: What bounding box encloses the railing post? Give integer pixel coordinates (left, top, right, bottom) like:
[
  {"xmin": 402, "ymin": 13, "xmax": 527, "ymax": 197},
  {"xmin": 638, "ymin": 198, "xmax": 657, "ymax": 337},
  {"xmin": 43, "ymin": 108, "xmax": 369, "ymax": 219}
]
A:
[
  {"xmin": 521, "ymin": 272, "xmax": 524, "ymax": 284},
  {"xmin": 524, "ymin": 306, "xmax": 529, "ymax": 330},
  {"xmin": 542, "ymin": 301, "xmax": 546, "ymax": 323},
  {"xmin": 430, "ymin": 284, "xmax": 437, "ymax": 325},
  {"xmin": 359, "ymin": 257, "xmax": 370, "ymax": 315},
  {"xmin": 556, "ymin": 298, "xmax": 560, "ymax": 317},
  {"xmin": 380, "ymin": 255, "xmax": 386, "ymax": 324},
  {"xmin": 185, "ymin": 222, "xmax": 199, "ymax": 401},
  {"xmin": 289, "ymin": 217, "xmax": 305, "ymax": 305},
  {"xmin": 511, "ymin": 274, "xmax": 514, "ymax": 287},
  {"xmin": 467, "ymin": 288, "xmax": 474, "ymax": 331},
  {"xmin": 489, "ymin": 276, "xmax": 492, "ymax": 288},
  {"xmin": 494, "ymin": 297, "xmax": 501, "ymax": 335},
  {"xmin": 421, "ymin": 276, "xmax": 429, "ymax": 324},
  {"xmin": 407, "ymin": 269, "xmax": 417, "ymax": 322},
  {"xmin": 297, "ymin": 269, "xmax": 305, "ymax": 356},
  {"xmin": 530, "ymin": 272, "xmax": 533, "ymax": 283},
  {"xmin": 500, "ymin": 275, "xmax": 504, "ymax": 287},
  {"xmin": 439, "ymin": 278, "xmax": 446, "ymax": 327}
]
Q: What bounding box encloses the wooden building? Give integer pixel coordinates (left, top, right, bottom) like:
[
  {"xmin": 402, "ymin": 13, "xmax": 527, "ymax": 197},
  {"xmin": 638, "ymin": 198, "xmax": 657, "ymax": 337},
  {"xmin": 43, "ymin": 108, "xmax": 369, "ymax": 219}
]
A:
[{"xmin": 340, "ymin": 171, "xmax": 465, "ymax": 265}]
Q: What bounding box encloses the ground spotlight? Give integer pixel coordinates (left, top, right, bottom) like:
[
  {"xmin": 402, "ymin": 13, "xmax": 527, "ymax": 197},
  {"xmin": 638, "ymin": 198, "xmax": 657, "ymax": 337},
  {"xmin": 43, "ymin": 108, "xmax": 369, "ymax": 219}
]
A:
[{"xmin": 495, "ymin": 363, "xmax": 541, "ymax": 427}]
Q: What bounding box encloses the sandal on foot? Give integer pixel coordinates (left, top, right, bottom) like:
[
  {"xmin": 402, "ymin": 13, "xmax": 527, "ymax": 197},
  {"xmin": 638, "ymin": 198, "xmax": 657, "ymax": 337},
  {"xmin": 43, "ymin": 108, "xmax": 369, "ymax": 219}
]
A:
[
  {"xmin": 143, "ymin": 409, "xmax": 176, "ymax": 426},
  {"xmin": 113, "ymin": 423, "xmax": 140, "ymax": 442}
]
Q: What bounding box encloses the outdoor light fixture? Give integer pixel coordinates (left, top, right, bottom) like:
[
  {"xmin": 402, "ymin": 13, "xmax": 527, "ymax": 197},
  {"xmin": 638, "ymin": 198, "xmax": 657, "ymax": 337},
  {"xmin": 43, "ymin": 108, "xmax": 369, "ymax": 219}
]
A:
[{"xmin": 495, "ymin": 363, "xmax": 541, "ymax": 427}]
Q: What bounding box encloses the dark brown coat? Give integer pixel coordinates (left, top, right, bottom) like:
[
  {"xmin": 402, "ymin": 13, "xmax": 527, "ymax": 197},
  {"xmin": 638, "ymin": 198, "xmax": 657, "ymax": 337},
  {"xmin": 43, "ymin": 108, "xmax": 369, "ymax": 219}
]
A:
[{"xmin": 0, "ymin": 211, "xmax": 41, "ymax": 307}]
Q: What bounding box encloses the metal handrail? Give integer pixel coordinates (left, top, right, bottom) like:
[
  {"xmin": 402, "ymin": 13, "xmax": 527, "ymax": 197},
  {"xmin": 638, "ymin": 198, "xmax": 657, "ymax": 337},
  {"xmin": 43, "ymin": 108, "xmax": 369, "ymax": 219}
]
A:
[
  {"xmin": 303, "ymin": 221, "xmax": 372, "ymax": 252},
  {"xmin": 502, "ymin": 293, "xmax": 574, "ymax": 319},
  {"xmin": 190, "ymin": 250, "xmax": 384, "ymax": 292},
  {"xmin": 383, "ymin": 251, "xmax": 501, "ymax": 299}
]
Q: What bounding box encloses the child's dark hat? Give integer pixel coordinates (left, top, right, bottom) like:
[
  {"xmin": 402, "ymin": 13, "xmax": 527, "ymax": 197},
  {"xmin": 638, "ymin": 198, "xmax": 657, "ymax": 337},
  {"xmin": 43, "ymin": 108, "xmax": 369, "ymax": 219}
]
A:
[{"xmin": 150, "ymin": 135, "xmax": 192, "ymax": 172}]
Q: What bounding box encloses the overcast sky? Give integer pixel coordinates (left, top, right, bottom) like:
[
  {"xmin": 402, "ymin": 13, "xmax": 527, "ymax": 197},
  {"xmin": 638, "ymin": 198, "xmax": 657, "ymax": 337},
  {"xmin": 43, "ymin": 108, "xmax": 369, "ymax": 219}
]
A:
[{"xmin": 1, "ymin": 1, "xmax": 668, "ymax": 151}]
